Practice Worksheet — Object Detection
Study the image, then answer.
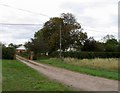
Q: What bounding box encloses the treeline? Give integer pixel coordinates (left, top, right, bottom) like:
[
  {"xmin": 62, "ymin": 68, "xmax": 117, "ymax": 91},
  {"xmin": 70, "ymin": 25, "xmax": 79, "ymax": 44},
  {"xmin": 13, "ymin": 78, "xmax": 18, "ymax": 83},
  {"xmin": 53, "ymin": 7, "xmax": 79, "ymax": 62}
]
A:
[
  {"xmin": 24, "ymin": 13, "xmax": 120, "ymax": 59},
  {"xmin": 2, "ymin": 13, "xmax": 119, "ymax": 59}
]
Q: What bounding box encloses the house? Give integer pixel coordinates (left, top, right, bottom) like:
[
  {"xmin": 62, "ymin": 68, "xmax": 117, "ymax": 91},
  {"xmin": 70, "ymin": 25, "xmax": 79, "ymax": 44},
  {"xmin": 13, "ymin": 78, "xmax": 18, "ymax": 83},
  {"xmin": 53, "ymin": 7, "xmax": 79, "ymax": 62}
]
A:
[{"xmin": 16, "ymin": 46, "xmax": 26, "ymax": 53}]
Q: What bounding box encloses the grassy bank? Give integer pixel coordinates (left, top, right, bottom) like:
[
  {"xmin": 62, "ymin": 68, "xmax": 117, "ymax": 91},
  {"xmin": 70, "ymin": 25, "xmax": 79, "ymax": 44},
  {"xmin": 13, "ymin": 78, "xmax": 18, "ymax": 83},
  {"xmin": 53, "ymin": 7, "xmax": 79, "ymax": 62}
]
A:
[
  {"xmin": 2, "ymin": 60, "xmax": 71, "ymax": 91},
  {"xmin": 37, "ymin": 58, "xmax": 119, "ymax": 80}
]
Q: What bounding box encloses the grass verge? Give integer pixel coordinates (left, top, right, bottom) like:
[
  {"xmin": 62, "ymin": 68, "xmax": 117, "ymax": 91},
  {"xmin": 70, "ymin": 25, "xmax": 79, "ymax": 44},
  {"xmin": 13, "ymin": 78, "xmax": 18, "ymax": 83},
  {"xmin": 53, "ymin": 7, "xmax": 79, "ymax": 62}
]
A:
[
  {"xmin": 0, "ymin": 60, "xmax": 2, "ymax": 92},
  {"xmin": 37, "ymin": 58, "xmax": 120, "ymax": 80},
  {"xmin": 2, "ymin": 60, "xmax": 71, "ymax": 91}
]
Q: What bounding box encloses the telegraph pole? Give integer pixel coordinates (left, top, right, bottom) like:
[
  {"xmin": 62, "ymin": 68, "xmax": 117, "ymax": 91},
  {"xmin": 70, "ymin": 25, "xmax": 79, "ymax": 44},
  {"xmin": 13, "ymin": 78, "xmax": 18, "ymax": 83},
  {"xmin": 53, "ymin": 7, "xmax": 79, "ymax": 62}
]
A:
[{"xmin": 60, "ymin": 24, "xmax": 62, "ymax": 59}]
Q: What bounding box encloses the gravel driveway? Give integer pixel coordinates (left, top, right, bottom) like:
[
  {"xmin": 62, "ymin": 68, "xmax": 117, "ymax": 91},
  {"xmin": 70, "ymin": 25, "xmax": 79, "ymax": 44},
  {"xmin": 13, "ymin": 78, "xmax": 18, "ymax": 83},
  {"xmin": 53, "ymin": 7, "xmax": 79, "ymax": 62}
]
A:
[{"xmin": 16, "ymin": 55, "xmax": 118, "ymax": 91}]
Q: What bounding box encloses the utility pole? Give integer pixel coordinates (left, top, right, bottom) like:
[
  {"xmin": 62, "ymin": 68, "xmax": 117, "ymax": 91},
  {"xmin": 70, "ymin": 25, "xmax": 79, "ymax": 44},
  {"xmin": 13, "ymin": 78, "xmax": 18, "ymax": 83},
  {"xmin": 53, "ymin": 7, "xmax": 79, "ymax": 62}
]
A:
[{"xmin": 60, "ymin": 24, "xmax": 62, "ymax": 59}]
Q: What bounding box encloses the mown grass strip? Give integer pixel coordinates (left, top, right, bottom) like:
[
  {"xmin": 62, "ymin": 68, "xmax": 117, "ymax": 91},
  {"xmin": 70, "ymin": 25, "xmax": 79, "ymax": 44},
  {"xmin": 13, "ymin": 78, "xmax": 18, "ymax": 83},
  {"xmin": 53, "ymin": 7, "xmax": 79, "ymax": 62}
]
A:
[
  {"xmin": 2, "ymin": 60, "xmax": 71, "ymax": 91},
  {"xmin": 37, "ymin": 58, "xmax": 119, "ymax": 80}
]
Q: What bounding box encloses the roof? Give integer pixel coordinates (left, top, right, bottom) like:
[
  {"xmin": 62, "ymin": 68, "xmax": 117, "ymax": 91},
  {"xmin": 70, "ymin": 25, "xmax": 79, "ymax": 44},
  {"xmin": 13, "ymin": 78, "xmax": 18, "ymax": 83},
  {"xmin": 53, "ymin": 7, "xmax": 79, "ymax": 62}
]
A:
[{"xmin": 16, "ymin": 46, "xmax": 26, "ymax": 50}]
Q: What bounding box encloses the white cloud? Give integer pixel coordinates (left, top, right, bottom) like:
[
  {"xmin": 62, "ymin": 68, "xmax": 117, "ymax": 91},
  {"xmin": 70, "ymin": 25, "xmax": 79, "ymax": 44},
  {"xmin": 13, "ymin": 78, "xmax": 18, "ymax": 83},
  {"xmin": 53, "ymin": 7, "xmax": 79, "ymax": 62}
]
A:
[
  {"xmin": 0, "ymin": 0, "xmax": 119, "ymax": 45},
  {"xmin": 60, "ymin": 0, "xmax": 118, "ymax": 38},
  {"xmin": 0, "ymin": 25, "xmax": 41, "ymax": 45}
]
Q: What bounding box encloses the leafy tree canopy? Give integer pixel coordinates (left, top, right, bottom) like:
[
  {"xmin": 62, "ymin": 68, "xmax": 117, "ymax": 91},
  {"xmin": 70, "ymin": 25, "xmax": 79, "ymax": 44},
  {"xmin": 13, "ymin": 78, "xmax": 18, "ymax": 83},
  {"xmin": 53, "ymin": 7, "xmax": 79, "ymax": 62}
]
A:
[{"xmin": 35, "ymin": 13, "xmax": 88, "ymax": 52}]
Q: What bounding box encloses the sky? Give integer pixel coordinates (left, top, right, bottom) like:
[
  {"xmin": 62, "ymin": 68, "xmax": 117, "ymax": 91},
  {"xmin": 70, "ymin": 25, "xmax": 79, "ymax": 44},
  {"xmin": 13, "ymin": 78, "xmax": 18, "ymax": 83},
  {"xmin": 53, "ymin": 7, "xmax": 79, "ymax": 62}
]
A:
[{"xmin": 0, "ymin": 0, "xmax": 119, "ymax": 45}]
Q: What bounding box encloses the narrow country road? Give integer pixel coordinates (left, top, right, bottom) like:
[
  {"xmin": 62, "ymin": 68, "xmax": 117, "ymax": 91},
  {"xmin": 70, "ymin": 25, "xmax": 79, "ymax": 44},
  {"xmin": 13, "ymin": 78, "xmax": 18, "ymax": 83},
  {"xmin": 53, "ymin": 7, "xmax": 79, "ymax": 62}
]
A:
[{"xmin": 16, "ymin": 55, "xmax": 118, "ymax": 91}]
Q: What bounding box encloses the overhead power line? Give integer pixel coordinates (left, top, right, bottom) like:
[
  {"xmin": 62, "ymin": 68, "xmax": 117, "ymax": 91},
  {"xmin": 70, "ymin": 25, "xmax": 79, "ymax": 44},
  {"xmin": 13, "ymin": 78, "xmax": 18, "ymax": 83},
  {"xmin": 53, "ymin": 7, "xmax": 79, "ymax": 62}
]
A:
[
  {"xmin": 0, "ymin": 23, "xmax": 43, "ymax": 26},
  {"xmin": 0, "ymin": 4, "xmax": 117, "ymax": 34},
  {"xmin": 0, "ymin": 4, "xmax": 50, "ymax": 18},
  {"xmin": 83, "ymin": 28, "xmax": 116, "ymax": 33},
  {"xmin": 0, "ymin": 23, "xmax": 116, "ymax": 34}
]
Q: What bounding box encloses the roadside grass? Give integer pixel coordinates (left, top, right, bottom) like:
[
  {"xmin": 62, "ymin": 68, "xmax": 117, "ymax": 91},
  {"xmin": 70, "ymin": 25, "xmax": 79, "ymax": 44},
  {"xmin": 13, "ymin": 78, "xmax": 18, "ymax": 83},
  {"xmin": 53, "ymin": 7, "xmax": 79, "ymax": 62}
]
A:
[
  {"xmin": 64, "ymin": 58, "xmax": 119, "ymax": 72},
  {"xmin": 37, "ymin": 58, "xmax": 120, "ymax": 80},
  {"xmin": 0, "ymin": 60, "xmax": 2, "ymax": 92},
  {"xmin": 2, "ymin": 60, "xmax": 71, "ymax": 91}
]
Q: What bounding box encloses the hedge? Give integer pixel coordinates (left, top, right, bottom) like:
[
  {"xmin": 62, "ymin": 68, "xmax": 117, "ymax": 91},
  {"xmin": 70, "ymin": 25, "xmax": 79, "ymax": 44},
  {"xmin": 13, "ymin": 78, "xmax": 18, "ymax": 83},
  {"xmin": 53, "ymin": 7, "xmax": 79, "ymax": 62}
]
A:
[
  {"xmin": 2, "ymin": 47, "xmax": 15, "ymax": 59},
  {"xmin": 50, "ymin": 51, "xmax": 120, "ymax": 59}
]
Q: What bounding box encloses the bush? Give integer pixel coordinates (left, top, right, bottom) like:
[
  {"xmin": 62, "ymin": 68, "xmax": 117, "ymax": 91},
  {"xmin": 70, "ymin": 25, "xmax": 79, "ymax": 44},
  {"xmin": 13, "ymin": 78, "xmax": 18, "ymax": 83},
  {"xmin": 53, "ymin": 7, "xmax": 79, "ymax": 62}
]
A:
[
  {"xmin": 50, "ymin": 51, "xmax": 120, "ymax": 59},
  {"xmin": 2, "ymin": 47, "xmax": 15, "ymax": 59}
]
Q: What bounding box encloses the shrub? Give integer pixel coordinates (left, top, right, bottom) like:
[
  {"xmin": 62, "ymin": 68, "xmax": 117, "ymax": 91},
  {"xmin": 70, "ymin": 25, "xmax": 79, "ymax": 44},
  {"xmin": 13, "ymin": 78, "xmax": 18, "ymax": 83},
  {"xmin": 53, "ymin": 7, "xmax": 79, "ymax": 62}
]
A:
[{"xmin": 2, "ymin": 47, "xmax": 15, "ymax": 59}]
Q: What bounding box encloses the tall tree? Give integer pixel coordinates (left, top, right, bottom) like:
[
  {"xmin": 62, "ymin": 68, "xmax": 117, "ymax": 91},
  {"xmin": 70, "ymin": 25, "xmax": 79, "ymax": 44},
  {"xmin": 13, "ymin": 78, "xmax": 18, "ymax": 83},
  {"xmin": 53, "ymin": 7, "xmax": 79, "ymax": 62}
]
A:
[
  {"xmin": 40, "ymin": 13, "xmax": 87, "ymax": 52},
  {"xmin": 42, "ymin": 17, "xmax": 63, "ymax": 52},
  {"xmin": 26, "ymin": 13, "xmax": 88, "ymax": 55}
]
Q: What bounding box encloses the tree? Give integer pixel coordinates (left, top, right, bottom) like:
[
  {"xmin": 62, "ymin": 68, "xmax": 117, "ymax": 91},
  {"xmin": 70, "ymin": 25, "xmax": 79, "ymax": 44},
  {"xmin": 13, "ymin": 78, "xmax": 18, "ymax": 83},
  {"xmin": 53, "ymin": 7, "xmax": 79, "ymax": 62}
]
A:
[
  {"xmin": 2, "ymin": 45, "xmax": 15, "ymax": 59},
  {"xmin": 8, "ymin": 43, "xmax": 22, "ymax": 48},
  {"xmin": 118, "ymin": 41, "xmax": 120, "ymax": 52},
  {"xmin": 61, "ymin": 13, "xmax": 81, "ymax": 28},
  {"xmin": 106, "ymin": 38, "xmax": 118, "ymax": 45},
  {"xmin": 101, "ymin": 34, "xmax": 115, "ymax": 43},
  {"xmin": 24, "ymin": 31, "xmax": 48, "ymax": 59},
  {"xmin": 82, "ymin": 37, "xmax": 104, "ymax": 52},
  {"xmin": 60, "ymin": 13, "xmax": 84, "ymax": 51},
  {"xmin": 25, "ymin": 13, "xmax": 88, "ymax": 57},
  {"xmin": 42, "ymin": 17, "xmax": 63, "ymax": 52},
  {"xmin": 105, "ymin": 38, "xmax": 118, "ymax": 52},
  {"xmin": 39, "ymin": 13, "xmax": 87, "ymax": 53},
  {"xmin": 0, "ymin": 42, "xmax": 5, "ymax": 47}
]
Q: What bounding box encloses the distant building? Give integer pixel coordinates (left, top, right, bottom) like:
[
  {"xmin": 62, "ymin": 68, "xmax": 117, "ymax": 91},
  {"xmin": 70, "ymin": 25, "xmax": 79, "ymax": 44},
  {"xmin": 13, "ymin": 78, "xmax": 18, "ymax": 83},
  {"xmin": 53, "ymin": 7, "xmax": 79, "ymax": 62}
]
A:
[{"xmin": 16, "ymin": 46, "xmax": 26, "ymax": 53}]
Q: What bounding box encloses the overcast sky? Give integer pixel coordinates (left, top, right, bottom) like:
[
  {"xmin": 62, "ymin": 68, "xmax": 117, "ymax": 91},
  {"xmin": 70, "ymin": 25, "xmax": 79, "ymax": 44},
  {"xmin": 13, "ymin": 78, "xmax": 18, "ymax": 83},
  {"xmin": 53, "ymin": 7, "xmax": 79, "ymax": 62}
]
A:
[{"xmin": 0, "ymin": 0, "xmax": 119, "ymax": 45}]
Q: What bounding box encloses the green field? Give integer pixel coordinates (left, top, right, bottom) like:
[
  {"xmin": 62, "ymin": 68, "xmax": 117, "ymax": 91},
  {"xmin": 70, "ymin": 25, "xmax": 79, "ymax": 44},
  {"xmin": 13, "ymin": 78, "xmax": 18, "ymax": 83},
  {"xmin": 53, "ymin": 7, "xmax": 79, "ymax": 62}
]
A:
[
  {"xmin": 2, "ymin": 60, "xmax": 71, "ymax": 91},
  {"xmin": 37, "ymin": 58, "xmax": 120, "ymax": 80}
]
